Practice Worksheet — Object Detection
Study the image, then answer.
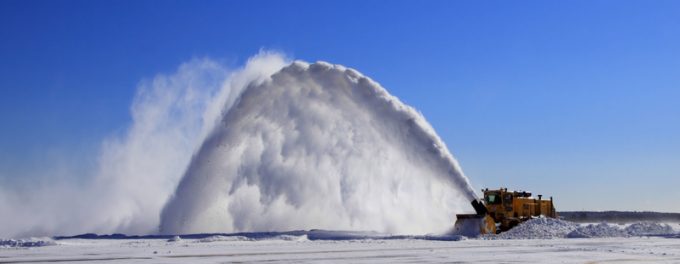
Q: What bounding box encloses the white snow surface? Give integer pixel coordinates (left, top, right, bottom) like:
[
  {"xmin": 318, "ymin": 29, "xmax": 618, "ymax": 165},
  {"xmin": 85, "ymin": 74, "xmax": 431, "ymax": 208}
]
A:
[
  {"xmin": 2, "ymin": 220, "xmax": 679, "ymax": 263},
  {"xmin": 2, "ymin": 237, "xmax": 680, "ymax": 263}
]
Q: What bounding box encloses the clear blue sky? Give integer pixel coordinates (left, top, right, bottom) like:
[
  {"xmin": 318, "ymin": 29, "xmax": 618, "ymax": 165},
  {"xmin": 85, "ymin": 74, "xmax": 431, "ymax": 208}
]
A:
[{"xmin": 1, "ymin": 0, "xmax": 679, "ymax": 212}]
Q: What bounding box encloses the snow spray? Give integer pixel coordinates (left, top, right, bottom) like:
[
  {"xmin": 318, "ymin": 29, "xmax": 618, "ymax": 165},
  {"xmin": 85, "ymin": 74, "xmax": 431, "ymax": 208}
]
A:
[
  {"xmin": 160, "ymin": 60, "xmax": 476, "ymax": 235},
  {"xmin": 0, "ymin": 52, "xmax": 476, "ymax": 238}
]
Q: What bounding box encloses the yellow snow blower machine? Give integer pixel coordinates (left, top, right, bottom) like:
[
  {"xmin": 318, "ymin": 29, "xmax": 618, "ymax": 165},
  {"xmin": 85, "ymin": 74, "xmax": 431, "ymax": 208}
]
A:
[{"xmin": 453, "ymin": 187, "xmax": 557, "ymax": 236}]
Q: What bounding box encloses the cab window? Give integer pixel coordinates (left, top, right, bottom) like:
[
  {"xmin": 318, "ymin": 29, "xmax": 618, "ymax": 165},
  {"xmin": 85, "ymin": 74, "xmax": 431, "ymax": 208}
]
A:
[
  {"xmin": 485, "ymin": 193, "xmax": 501, "ymax": 204},
  {"xmin": 504, "ymin": 193, "xmax": 513, "ymax": 205}
]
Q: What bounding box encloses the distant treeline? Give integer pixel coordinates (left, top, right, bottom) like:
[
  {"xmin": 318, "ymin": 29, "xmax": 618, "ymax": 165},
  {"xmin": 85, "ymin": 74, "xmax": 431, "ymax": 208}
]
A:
[{"xmin": 559, "ymin": 211, "xmax": 680, "ymax": 223}]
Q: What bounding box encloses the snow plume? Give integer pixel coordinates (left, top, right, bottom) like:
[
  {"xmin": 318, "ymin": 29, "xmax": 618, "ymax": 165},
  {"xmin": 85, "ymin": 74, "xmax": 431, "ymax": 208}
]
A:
[
  {"xmin": 0, "ymin": 52, "xmax": 475, "ymax": 238},
  {"xmin": 160, "ymin": 61, "xmax": 476, "ymax": 235},
  {"xmin": 0, "ymin": 51, "xmax": 288, "ymax": 238}
]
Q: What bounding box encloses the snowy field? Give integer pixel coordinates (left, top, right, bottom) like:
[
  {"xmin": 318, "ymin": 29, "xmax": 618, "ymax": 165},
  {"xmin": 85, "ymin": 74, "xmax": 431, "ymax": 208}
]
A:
[
  {"xmin": 2, "ymin": 220, "xmax": 680, "ymax": 263},
  {"xmin": 2, "ymin": 236, "xmax": 680, "ymax": 263}
]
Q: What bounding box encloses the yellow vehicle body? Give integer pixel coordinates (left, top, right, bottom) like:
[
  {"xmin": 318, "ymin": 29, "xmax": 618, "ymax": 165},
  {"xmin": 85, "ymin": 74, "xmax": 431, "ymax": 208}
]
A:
[
  {"xmin": 483, "ymin": 188, "xmax": 557, "ymax": 232},
  {"xmin": 453, "ymin": 187, "xmax": 557, "ymax": 235}
]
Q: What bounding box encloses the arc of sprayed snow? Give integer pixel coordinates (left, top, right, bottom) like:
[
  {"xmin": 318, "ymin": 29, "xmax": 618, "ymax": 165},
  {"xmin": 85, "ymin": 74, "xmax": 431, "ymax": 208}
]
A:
[
  {"xmin": 287, "ymin": 60, "xmax": 476, "ymax": 198},
  {"xmin": 160, "ymin": 60, "xmax": 477, "ymax": 235}
]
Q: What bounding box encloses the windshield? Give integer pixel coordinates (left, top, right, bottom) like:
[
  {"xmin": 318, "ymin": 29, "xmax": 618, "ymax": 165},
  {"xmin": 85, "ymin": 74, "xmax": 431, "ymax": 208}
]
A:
[{"xmin": 485, "ymin": 193, "xmax": 501, "ymax": 204}]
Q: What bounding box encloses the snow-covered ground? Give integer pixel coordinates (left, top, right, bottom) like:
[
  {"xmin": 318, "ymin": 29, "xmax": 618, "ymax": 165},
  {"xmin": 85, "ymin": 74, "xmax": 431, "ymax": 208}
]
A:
[
  {"xmin": 2, "ymin": 221, "xmax": 679, "ymax": 263},
  {"xmin": 2, "ymin": 236, "xmax": 680, "ymax": 263}
]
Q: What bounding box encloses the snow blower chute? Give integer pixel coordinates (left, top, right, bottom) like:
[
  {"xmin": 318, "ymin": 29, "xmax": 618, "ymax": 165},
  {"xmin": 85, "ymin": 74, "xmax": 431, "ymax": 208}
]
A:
[{"xmin": 452, "ymin": 199, "xmax": 497, "ymax": 236}]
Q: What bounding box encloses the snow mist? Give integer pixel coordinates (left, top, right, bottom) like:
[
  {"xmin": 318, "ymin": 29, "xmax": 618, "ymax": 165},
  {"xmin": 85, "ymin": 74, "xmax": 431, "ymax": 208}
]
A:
[
  {"xmin": 0, "ymin": 51, "xmax": 475, "ymax": 238},
  {"xmin": 160, "ymin": 60, "xmax": 476, "ymax": 235},
  {"xmin": 0, "ymin": 52, "xmax": 287, "ymax": 238}
]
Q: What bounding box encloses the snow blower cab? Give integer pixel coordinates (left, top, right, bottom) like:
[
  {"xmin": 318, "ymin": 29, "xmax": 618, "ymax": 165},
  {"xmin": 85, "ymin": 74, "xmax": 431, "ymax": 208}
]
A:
[{"xmin": 453, "ymin": 187, "xmax": 557, "ymax": 236}]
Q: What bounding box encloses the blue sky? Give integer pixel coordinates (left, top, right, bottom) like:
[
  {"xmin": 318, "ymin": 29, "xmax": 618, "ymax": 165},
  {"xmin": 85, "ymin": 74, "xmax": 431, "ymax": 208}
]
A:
[{"xmin": 1, "ymin": 0, "xmax": 679, "ymax": 212}]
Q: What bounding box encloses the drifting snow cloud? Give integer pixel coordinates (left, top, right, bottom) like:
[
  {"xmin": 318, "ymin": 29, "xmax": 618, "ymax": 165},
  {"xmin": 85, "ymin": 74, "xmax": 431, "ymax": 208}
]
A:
[
  {"xmin": 0, "ymin": 51, "xmax": 287, "ymax": 238},
  {"xmin": 87, "ymin": 52, "xmax": 288, "ymax": 235},
  {"xmin": 0, "ymin": 51, "xmax": 474, "ymax": 238},
  {"xmin": 160, "ymin": 60, "xmax": 476, "ymax": 235}
]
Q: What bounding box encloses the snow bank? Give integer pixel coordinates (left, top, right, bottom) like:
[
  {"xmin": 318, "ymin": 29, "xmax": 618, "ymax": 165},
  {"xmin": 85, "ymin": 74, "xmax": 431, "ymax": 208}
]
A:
[
  {"xmin": 566, "ymin": 222, "xmax": 676, "ymax": 238},
  {"xmin": 489, "ymin": 218, "xmax": 578, "ymax": 239},
  {"xmin": 486, "ymin": 219, "xmax": 677, "ymax": 240},
  {"xmin": 273, "ymin": 235, "xmax": 309, "ymax": 242},
  {"xmin": 195, "ymin": 234, "xmax": 309, "ymax": 243},
  {"xmin": 167, "ymin": 235, "xmax": 182, "ymax": 242},
  {"xmin": 567, "ymin": 223, "xmax": 629, "ymax": 238},
  {"xmin": 0, "ymin": 238, "xmax": 56, "ymax": 248},
  {"xmin": 303, "ymin": 230, "xmax": 465, "ymax": 241},
  {"xmin": 197, "ymin": 235, "xmax": 253, "ymax": 243},
  {"xmin": 624, "ymin": 222, "xmax": 675, "ymax": 236}
]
